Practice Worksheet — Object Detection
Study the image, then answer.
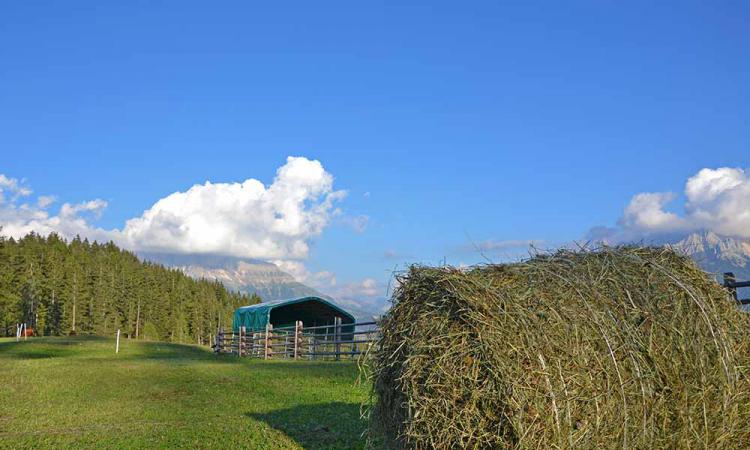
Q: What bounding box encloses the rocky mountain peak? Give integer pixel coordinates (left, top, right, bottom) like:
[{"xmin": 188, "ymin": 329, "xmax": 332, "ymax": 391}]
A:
[{"xmin": 667, "ymin": 231, "xmax": 750, "ymax": 283}]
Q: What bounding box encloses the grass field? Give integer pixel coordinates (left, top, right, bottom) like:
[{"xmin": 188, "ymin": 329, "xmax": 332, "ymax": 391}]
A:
[{"xmin": 0, "ymin": 336, "xmax": 371, "ymax": 449}]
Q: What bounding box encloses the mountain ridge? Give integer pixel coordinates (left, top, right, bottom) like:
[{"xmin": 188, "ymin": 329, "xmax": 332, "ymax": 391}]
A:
[
  {"xmin": 138, "ymin": 252, "xmax": 382, "ymax": 321},
  {"xmin": 667, "ymin": 230, "xmax": 750, "ymax": 282},
  {"xmin": 141, "ymin": 230, "xmax": 750, "ymax": 323}
]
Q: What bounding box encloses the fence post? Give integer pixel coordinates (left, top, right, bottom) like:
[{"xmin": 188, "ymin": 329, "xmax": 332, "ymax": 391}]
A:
[
  {"xmin": 265, "ymin": 323, "xmax": 272, "ymax": 360},
  {"xmin": 310, "ymin": 327, "xmax": 316, "ymax": 360},
  {"xmin": 334, "ymin": 317, "xmax": 341, "ymax": 361},
  {"xmin": 249, "ymin": 331, "xmax": 254, "ymax": 357},
  {"xmin": 293, "ymin": 321, "xmax": 300, "ymax": 359},
  {"xmin": 115, "ymin": 329, "xmax": 121, "ymax": 354},
  {"xmin": 724, "ymin": 272, "xmax": 738, "ymax": 301},
  {"xmin": 239, "ymin": 326, "xmax": 245, "ymax": 357}
]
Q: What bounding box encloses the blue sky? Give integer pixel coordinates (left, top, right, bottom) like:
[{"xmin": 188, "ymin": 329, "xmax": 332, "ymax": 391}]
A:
[{"xmin": 2, "ymin": 2, "xmax": 749, "ymax": 302}]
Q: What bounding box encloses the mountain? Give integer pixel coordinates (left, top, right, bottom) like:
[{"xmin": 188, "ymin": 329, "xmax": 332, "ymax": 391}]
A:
[
  {"xmin": 139, "ymin": 252, "xmax": 383, "ymax": 321},
  {"xmin": 139, "ymin": 253, "xmax": 323, "ymax": 300},
  {"xmin": 668, "ymin": 231, "xmax": 750, "ymax": 283}
]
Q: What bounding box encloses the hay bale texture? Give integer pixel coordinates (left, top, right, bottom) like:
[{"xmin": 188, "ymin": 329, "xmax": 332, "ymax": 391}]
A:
[{"xmin": 369, "ymin": 247, "xmax": 750, "ymax": 449}]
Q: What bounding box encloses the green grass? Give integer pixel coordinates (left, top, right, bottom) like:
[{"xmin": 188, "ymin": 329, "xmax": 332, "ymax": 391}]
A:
[{"xmin": 0, "ymin": 336, "xmax": 371, "ymax": 449}]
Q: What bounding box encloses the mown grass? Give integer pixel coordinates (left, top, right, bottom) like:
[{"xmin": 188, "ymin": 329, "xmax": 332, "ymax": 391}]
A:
[{"xmin": 0, "ymin": 336, "xmax": 370, "ymax": 449}]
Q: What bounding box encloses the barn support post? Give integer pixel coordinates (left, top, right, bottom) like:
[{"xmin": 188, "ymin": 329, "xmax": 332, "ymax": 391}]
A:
[{"xmin": 334, "ymin": 317, "xmax": 341, "ymax": 361}]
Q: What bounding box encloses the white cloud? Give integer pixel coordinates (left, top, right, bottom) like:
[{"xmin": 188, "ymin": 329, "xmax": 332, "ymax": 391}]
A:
[
  {"xmin": 272, "ymin": 260, "xmax": 312, "ymax": 283},
  {"xmin": 0, "ymin": 174, "xmax": 112, "ymax": 241},
  {"xmin": 271, "ymin": 261, "xmax": 387, "ymax": 315},
  {"xmin": 61, "ymin": 199, "xmax": 108, "ymax": 219},
  {"xmin": 324, "ymin": 277, "xmax": 390, "ymax": 315},
  {"xmin": 591, "ymin": 167, "xmax": 750, "ymax": 242},
  {"xmin": 340, "ymin": 214, "xmax": 369, "ymax": 233},
  {"xmin": 0, "ymin": 174, "xmax": 32, "ymax": 202},
  {"xmin": 311, "ymin": 270, "xmax": 337, "ymax": 288},
  {"xmin": 37, "ymin": 195, "xmax": 56, "ymax": 208},
  {"xmin": 0, "ymin": 157, "xmax": 346, "ymax": 268},
  {"xmin": 120, "ymin": 156, "xmax": 345, "ymax": 259},
  {"xmin": 324, "ymin": 276, "xmax": 383, "ymax": 304},
  {"xmin": 618, "ymin": 192, "xmax": 686, "ymax": 232}
]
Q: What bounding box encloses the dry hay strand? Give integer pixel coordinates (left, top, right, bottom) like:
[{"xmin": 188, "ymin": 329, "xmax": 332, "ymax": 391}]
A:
[{"xmin": 366, "ymin": 246, "xmax": 750, "ymax": 449}]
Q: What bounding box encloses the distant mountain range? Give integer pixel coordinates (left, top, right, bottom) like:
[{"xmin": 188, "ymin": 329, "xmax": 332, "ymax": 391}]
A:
[
  {"xmin": 139, "ymin": 252, "xmax": 382, "ymax": 321},
  {"xmin": 667, "ymin": 231, "xmax": 750, "ymax": 283},
  {"xmin": 141, "ymin": 230, "xmax": 750, "ymax": 321},
  {"xmin": 139, "ymin": 252, "xmax": 324, "ymax": 300}
]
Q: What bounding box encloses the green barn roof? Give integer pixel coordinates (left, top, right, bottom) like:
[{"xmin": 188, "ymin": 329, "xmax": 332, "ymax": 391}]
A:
[{"xmin": 232, "ymin": 296, "xmax": 355, "ymax": 332}]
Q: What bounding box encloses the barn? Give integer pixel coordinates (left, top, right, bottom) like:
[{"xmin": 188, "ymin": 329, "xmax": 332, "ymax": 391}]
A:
[{"xmin": 232, "ymin": 296, "xmax": 356, "ymax": 333}]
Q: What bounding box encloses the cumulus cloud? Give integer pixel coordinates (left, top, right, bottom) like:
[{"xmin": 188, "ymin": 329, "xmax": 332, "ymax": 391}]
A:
[
  {"xmin": 0, "ymin": 157, "xmax": 346, "ymax": 267},
  {"xmin": 591, "ymin": 167, "xmax": 750, "ymax": 242},
  {"xmin": 619, "ymin": 192, "xmax": 686, "ymax": 232},
  {"xmin": 120, "ymin": 156, "xmax": 345, "ymax": 259}
]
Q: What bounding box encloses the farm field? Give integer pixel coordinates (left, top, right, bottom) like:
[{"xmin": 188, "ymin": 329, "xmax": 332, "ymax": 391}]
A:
[{"xmin": 0, "ymin": 336, "xmax": 370, "ymax": 449}]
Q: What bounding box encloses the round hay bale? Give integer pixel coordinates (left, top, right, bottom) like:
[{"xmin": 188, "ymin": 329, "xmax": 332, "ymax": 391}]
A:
[{"xmin": 368, "ymin": 246, "xmax": 750, "ymax": 449}]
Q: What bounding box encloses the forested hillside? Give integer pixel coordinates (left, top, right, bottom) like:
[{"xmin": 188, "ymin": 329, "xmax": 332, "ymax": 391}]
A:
[{"xmin": 0, "ymin": 232, "xmax": 259, "ymax": 342}]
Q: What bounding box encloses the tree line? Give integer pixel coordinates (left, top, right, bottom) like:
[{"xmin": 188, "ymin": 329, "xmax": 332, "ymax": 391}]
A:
[{"xmin": 0, "ymin": 232, "xmax": 260, "ymax": 343}]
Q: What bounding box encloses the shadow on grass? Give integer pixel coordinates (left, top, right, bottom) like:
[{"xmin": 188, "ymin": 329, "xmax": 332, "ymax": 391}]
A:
[
  {"xmin": 0, "ymin": 336, "xmax": 217, "ymax": 362},
  {"xmin": 247, "ymin": 402, "xmax": 367, "ymax": 450},
  {"xmin": 122, "ymin": 340, "xmax": 216, "ymax": 361},
  {"xmin": 0, "ymin": 336, "xmax": 106, "ymax": 359}
]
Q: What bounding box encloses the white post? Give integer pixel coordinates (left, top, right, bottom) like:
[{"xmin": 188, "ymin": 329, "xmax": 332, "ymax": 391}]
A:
[
  {"xmin": 239, "ymin": 326, "xmax": 244, "ymax": 357},
  {"xmin": 264, "ymin": 323, "xmax": 272, "ymax": 360},
  {"xmin": 16, "ymin": 323, "xmax": 20, "ymax": 342},
  {"xmin": 115, "ymin": 329, "xmax": 121, "ymax": 354}
]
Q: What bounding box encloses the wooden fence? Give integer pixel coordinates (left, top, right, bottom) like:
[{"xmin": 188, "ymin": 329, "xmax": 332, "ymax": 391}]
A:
[
  {"xmin": 213, "ymin": 318, "xmax": 379, "ymax": 360},
  {"xmin": 724, "ymin": 272, "xmax": 750, "ymax": 305}
]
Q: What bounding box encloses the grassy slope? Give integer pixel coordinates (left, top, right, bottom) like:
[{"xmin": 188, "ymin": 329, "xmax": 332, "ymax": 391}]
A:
[{"xmin": 0, "ymin": 337, "xmax": 370, "ymax": 449}]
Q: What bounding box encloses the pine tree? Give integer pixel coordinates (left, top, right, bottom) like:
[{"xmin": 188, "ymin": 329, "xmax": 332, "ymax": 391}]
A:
[{"xmin": 0, "ymin": 233, "xmax": 256, "ymax": 340}]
